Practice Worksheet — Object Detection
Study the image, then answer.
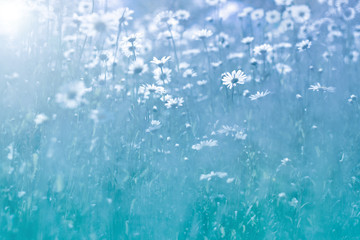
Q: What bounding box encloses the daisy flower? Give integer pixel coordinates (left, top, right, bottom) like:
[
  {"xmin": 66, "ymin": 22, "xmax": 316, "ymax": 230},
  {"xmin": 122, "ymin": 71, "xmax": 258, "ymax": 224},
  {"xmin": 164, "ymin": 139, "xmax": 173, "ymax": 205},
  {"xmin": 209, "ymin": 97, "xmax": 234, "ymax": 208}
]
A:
[
  {"xmin": 249, "ymin": 90, "xmax": 270, "ymax": 100},
  {"xmin": 193, "ymin": 29, "xmax": 213, "ymax": 40},
  {"xmin": 274, "ymin": 0, "xmax": 293, "ymax": 5},
  {"xmin": 241, "ymin": 36, "xmax": 254, "ymax": 44},
  {"xmin": 290, "ymin": 5, "xmax": 311, "ymax": 23},
  {"xmin": 56, "ymin": 81, "xmax": 91, "ymax": 109},
  {"xmin": 250, "ymin": 9, "xmax": 264, "ymax": 21},
  {"xmin": 34, "ymin": 113, "xmax": 49, "ymax": 125},
  {"xmin": 309, "ymin": 83, "xmax": 335, "ymax": 92},
  {"xmin": 266, "ymin": 10, "xmax": 281, "ymax": 24},
  {"xmin": 128, "ymin": 58, "xmax": 148, "ymax": 75},
  {"xmin": 153, "ymin": 67, "xmax": 172, "ymax": 85},
  {"xmin": 276, "ymin": 63, "xmax": 292, "ymax": 74},
  {"xmin": 296, "ymin": 39, "xmax": 312, "ymax": 52},
  {"xmin": 192, "ymin": 139, "xmax": 218, "ymax": 150},
  {"xmin": 253, "ymin": 44, "xmax": 273, "ymax": 56},
  {"xmin": 221, "ymin": 70, "xmax": 247, "ymax": 89},
  {"xmin": 151, "ymin": 56, "xmax": 171, "ymax": 67}
]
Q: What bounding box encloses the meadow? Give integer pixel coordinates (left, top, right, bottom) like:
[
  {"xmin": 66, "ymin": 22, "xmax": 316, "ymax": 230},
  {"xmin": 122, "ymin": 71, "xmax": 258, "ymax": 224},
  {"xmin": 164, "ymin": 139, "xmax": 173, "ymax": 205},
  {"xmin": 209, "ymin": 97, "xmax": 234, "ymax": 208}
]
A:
[{"xmin": 1, "ymin": 0, "xmax": 360, "ymax": 239}]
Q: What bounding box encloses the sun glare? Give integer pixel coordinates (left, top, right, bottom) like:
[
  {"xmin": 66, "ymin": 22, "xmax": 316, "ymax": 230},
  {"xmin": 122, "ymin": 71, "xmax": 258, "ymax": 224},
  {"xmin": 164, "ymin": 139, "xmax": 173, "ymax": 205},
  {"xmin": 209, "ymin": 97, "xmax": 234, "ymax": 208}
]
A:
[{"xmin": 0, "ymin": 1, "xmax": 28, "ymax": 36}]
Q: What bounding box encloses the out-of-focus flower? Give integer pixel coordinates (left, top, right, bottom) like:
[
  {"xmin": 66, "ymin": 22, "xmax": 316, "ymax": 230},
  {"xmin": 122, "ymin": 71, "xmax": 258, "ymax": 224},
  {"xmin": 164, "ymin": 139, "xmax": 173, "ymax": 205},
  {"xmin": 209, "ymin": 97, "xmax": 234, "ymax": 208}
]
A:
[
  {"xmin": 175, "ymin": 10, "xmax": 190, "ymax": 20},
  {"xmin": 250, "ymin": 9, "xmax": 264, "ymax": 21},
  {"xmin": 254, "ymin": 44, "xmax": 273, "ymax": 55},
  {"xmin": 274, "ymin": 0, "xmax": 293, "ymax": 6},
  {"xmin": 276, "ymin": 63, "xmax": 292, "ymax": 74},
  {"xmin": 242, "ymin": 36, "xmax": 254, "ymax": 44},
  {"xmin": 79, "ymin": 12, "xmax": 117, "ymax": 37},
  {"xmin": 296, "ymin": 39, "xmax": 312, "ymax": 52},
  {"xmin": 34, "ymin": 113, "xmax": 48, "ymax": 125},
  {"xmin": 111, "ymin": 7, "xmax": 134, "ymax": 26},
  {"xmin": 120, "ymin": 33, "xmax": 143, "ymax": 58},
  {"xmin": 56, "ymin": 81, "xmax": 91, "ymax": 109},
  {"xmin": 193, "ymin": 29, "xmax": 213, "ymax": 40},
  {"xmin": 266, "ymin": 10, "xmax": 281, "ymax": 24},
  {"xmin": 238, "ymin": 7, "xmax": 254, "ymax": 18},
  {"xmin": 278, "ymin": 19, "xmax": 294, "ymax": 33},
  {"xmin": 290, "ymin": 5, "xmax": 311, "ymax": 23},
  {"xmin": 200, "ymin": 171, "xmax": 227, "ymax": 181},
  {"xmin": 205, "ymin": 0, "xmax": 226, "ymax": 6},
  {"xmin": 153, "ymin": 67, "xmax": 172, "ymax": 85},
  {"xmin": 154, "ymin": 11, "xmax": 178, "ymax": 28},
  {"xmin": 342, "ymin": 7, "xmax": 356, "ymax": 21},
  {"xmin": 128, "ymin": 58, "xmax": 148, "ymax": 75},
  {"xmin": 348, "ymin": 94, "xmax": 357, "ymax": 103}
]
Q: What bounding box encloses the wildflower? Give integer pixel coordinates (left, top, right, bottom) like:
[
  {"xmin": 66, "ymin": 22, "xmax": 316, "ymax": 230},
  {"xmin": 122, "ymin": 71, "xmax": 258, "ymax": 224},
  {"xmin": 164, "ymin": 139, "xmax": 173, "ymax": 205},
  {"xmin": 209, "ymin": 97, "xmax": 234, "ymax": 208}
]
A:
[
  {"xmin": 111, "ymin": 7, "xmax": 134, "ymax": 26},
  {"xmin": 241, "ymin": 36, "xmax": 254, "ymax": 44},
  {"xmin": 175, "ymin": 10, "xmax": 190, "ymax": 20},
  {"xmin": 18, "ymin": 191, "xmax": 26, "ymax": 198},
  {"xmin": 226, "ymin": 178, "xmax": 234, "ymax": 183},
  {"xmin": 335, "ymin": 0, "xmax": 349, "ymax": 12},
  {"xmin": 205, "ymin": 0, "xmax": 226, "ymax": 6},
  {"xmin": 274, "ymin": 0, "xmax": 293, "ymax": 5},
  {"xmin": 146, "ymin": 120, "xmax": 162, "ymax": 133},
  {"xmin": 253, "ymin": 44, "xmax": 273, "ymax": 56},
  {"xmin": 78, "ymin": 1, "xmax": 92, "ymax": 14},
  {"xmin": 34, "ymin": 113, "xmax": 48, "ymax": 125},
  {"xmin": 216, "ymin": 32, "xmax": 232, "ymax": 48},
  {"xmin": 151, "ymin": 56, "xmax": 171, "ymax": 67},
  {"xmin": 218, "ymin": 125, "xmax": 247, "ymax": 140},
  {"xmin": 296, "ymin": 39, "xmax": 311, "ymax": 52},
  {"xmin": 238, "ymin": 7, "xmax": 254, "ymax": 18},
  {"xmin": 120, "ymin": 33, "xmax": 143, "ymax": 58},
  {"xmin": 227, "ymin": 52, "xmax": 245, "ymax": 60},
  {"xmin": 278, "ymin": 192, "xmax": 286, "ymax": 198},
  {"xmin": 193, "ymin": 29, "xmax": 213, "ymax": 40},
  {"xmin": 342, "ymin": 7, "xmax": 356, "ymax": 21},
  {"xmin": 281, "ymin": 158, "xmax": 291, "ymax": 165},
  {"xmin": 200, "ymin": 171, "xmax": 227, "ymax": 181},
  {"xmin": 289, "ymin": 198, "xmax": 298, "ymax": 207},
  {"xmin": 153, "ymin": 67, "xmax": 172, "ymax": 85},
  {"xmin": 140, "ymin": 84, "xmax": 166, "ymax": 99},
  {"xmin": 274, "ymin": 42, "xmax": 292, "ymax": 49},
  {"xmin": 145, "ymin": 84, "xmax": 166, "ymax": 94},
  {"xmin": 154, "ymin": 11, "xmax": 178, "ymax": 28},
  {"xmin": 79, "ymin": 12, "xmax": 117, "ymax": 37},
  {"xmin": 249, "ymin": 90, "xmax": 270, "ymax": 100},
  {"xmin": 56, "ymin": 81, "xmax": 91, "ymax": 109},
  {"xmin": 278, "ymin": 19, "xmax": 294, "ymax": 32},
  {"xmin": 183, "ymin": 83, "xmax": 193, "ymax": 90},
  {"xmin": 128, "ymin": 58, "xmax": 148, "ymax": 75},
  {"xmin": 192, "ymin": 139, "xmax": 218, "ymax": 150},
  {"xmin": 211, "ymin": 61, "xmax": 223, "ymax": 68},
  {"xmin": 221, "ymin": 70, "xmax": 247, "ymax": 89},
  {"xmin": 197, "ymin": 80, "xmax": 207, "ymax": 86},
  {"xmin": 248, "ymin": 59, "xmax": 257, "ymax": 68},
  {"xmin": 250, "ymin": 9, "xmax": 264, "ymax": 21},
  {"xmin": 179, "ymin": 62, "xmax": 190, "ymax": 70},
  {"xmin": 290, "ymin": 5, "xmax": 311, "ymax": 23},
  {"xmin": 163, "ymin": 96, "xmax": 184, "ymax": 109},
  {"xmin": 183, "ymin": 68, "xmax": 197, "ymax": 78},
  {"xmin": 265, "ymin": 10, "xmax": 281, "ymax": 24},
  {"xmin": 309, "ymin": 83, "xmax": 335, "ymax": 92},
  {"xmin": 275, "ymin": 63, "xmax": 292, "ymax": 74},
  {"xmin": 348, "ymin": 94, "xmax": 357, "ymax": 103}
]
